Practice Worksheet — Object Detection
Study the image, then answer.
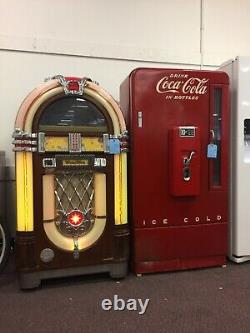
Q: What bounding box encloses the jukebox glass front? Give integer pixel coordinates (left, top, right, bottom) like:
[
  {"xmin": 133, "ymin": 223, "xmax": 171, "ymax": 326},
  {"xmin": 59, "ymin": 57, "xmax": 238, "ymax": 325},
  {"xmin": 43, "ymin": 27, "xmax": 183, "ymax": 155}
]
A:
[
  {"xmin": 35, "ymin": 96, "xmax": 109, "ymax": 257},
  {"xmin": 34, "ymin": 96, "xmax": 109, "ymax": 255}
]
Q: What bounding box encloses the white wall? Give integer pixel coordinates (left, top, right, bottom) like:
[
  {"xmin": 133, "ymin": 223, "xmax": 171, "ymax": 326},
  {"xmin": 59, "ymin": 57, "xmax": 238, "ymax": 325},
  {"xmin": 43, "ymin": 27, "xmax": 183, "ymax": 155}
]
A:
[
  {"xmin": 203, "ymin": 0, "xmax": 250, "ymax": 65},
  {"xmin": 0, "ymin": 0, "xmax": 201, "ymax": 64},
  {"xmin": 1, "ymin": 0, "xmax": 250, "ymax": 165}
]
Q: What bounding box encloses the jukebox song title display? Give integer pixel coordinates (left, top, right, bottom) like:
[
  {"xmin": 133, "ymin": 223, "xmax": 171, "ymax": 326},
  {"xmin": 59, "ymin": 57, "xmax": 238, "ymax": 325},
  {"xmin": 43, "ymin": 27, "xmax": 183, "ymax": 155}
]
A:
[
  {"xmin": 120, "ymin": 68, "xmax": 229, "ymax": 274},
  {"xmin": 13, "ymin": 76, "xmax": 129, "ymax": 289}
]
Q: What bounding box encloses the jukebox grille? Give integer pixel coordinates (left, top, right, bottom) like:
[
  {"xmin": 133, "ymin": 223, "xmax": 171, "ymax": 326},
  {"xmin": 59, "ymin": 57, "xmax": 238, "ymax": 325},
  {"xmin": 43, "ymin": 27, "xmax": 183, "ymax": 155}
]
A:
[
  {"xmin": 54, "ymin": 172, "xmax": 95, "ymax": 237},
  {"xmin": 55, "ymin": 172, "xmax": 94, "ymax": 214}
]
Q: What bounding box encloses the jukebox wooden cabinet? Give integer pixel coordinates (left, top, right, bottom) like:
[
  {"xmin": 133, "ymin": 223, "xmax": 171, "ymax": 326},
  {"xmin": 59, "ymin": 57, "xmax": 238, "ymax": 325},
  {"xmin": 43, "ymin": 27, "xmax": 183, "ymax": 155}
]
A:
[{"xmin": 13, "ymin": 76, "xmax": 129, "ymax": 289}]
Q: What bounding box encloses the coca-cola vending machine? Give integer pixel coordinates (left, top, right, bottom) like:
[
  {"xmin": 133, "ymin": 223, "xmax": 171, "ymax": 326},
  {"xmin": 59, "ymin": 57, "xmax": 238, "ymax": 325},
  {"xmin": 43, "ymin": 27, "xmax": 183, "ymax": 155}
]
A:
[{"xmin": 120, "ymin": 68, "xmax": 229, "ymax": 274}]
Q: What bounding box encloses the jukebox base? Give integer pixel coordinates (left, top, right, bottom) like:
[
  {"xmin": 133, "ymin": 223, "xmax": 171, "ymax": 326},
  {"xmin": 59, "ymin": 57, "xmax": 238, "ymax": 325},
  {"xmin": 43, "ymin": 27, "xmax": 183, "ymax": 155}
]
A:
[
  {"xmin": 133, "ymin": 223, "xmax": 227, "ymax": 274},
  {"xmin": 19, "ymin": 262, "xmax": 128, "ymax": 289},
  {"xmin": 16, "ymin": 227, "xmax": 130, "ymax": 289}
]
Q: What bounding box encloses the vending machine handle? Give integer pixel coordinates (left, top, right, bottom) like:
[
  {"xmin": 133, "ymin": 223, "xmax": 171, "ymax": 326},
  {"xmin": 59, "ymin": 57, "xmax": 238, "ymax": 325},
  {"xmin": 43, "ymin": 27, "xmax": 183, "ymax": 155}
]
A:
[
  {"xmin": 183, "ymin": 151, "xmax": 195, "ymax": 182},
  {"xmin": 183, "ymin": 151, "xmax": 195, "ymax": 165},
  {"xmin": 210, "ymin": 129, "xmax": 215, "ymax": 143}
]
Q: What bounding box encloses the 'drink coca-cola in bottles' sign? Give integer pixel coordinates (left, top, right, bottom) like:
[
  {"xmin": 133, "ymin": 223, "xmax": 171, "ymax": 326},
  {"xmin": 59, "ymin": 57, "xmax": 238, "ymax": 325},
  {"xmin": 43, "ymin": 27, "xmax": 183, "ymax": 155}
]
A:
[{"xmin": 156, "ymin": 73, "xmax": 208, "ymax": 100}]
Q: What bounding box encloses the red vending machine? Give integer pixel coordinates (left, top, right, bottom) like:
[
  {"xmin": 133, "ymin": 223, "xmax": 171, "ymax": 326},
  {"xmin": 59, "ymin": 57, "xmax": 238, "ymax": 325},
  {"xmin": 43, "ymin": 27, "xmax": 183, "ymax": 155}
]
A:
[{"xmin": 120, "ymin": 68, "xmax": 229, "ymax": 274}]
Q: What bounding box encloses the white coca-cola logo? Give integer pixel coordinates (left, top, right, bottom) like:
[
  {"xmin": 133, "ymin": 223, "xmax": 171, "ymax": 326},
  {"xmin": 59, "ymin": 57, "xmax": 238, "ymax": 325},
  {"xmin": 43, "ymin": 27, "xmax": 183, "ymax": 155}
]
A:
[{"xmin": 156, "ymin": 75, "xmax": 209, "ymax": 95}]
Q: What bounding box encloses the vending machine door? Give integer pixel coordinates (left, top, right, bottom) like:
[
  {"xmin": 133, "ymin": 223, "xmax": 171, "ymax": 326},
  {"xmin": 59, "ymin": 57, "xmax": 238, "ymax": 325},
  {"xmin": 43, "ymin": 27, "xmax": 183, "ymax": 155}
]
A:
[
  {"xmin": 14, "ymin": 77, "xmax": 129, "ymax": 288},
  {"xmin": 120, "ymin": 68, "xmax": 229, "ymax": 274}
]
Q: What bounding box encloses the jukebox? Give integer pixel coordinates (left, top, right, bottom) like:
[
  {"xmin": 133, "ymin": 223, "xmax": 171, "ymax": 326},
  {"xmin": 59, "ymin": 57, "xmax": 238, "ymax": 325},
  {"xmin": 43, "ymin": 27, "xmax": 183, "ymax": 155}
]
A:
[
  {"xmin": 13, "ymin": 76, "xmax": 129, "ymax": 289},
  {"xmin": 120, "ymin": 68, "xmax": 229, "ymax": 274}
]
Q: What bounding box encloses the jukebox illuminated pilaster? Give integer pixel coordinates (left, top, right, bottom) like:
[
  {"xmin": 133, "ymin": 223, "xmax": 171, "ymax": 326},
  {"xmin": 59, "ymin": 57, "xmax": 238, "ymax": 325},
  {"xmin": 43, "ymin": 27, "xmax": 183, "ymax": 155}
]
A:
[{"xmin": 13, "ymin": 76, "xmax": 129, "ymax": 289}]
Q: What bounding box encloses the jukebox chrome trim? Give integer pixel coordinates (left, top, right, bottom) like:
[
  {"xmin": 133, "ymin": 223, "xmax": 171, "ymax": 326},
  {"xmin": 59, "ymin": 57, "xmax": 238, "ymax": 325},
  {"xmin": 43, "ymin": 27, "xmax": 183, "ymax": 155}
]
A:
[
  {"xmin": 45, "ymin": 75, "xmax": 89, "ymax": 95},
  {"xmin": 12, "ymin": 128, "xmax": 38, "ymax": 152},
  {"xmin": 38, "ymin": 132, "xmax": 45, "ymax": 153}
]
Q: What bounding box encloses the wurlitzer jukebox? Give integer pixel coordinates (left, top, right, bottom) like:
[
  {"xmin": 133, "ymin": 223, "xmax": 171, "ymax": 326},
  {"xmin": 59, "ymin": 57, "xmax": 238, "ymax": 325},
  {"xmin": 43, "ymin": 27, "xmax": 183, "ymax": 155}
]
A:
[
  {"xmin": 13, "ymin": 76, "xmax": 129, "ymax": 288},
  {"xmin": 120, "ymin": 68, "xmax": 229, "ymax": 274}
]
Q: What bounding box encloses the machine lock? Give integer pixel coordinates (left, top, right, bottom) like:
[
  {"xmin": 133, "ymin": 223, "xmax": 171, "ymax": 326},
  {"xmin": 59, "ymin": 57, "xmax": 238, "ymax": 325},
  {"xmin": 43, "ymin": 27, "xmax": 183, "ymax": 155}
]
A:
[{"xmin": 183, "ymin": 151, "xmax": 195, "ymax": 181}]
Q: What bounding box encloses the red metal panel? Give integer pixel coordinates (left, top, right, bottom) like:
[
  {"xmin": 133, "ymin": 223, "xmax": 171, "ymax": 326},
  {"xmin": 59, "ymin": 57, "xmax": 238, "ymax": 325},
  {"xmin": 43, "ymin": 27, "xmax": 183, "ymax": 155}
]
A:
[
  {"xmin": 134, "ymin": 224, "xmax": 227, "ymax": 273},
  {"xmin": 120, "ymin": 68, "xmax": 229, "ymax": 273}
]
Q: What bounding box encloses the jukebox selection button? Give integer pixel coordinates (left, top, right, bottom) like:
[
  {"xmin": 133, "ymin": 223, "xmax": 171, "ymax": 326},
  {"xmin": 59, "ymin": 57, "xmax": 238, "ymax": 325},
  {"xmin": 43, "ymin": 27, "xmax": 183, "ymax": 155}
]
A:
[
  {"xmin": 94, "ymin": 158, "xmax": 106, "ymax": 167},
  {"xmin": 42, "ymin": 158, "xmax": 56, "ymax": 168},
  {"xmin": 69, "ymin": 133, "xmax": 82, "ymax": 153}
]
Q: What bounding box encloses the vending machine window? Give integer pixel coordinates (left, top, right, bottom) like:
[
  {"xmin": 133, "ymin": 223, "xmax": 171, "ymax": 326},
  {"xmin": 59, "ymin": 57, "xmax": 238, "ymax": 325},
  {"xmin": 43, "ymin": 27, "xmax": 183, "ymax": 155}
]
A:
[{"xmin": 13, "ymin": 76, "xmax": 129, "ymax": 288}]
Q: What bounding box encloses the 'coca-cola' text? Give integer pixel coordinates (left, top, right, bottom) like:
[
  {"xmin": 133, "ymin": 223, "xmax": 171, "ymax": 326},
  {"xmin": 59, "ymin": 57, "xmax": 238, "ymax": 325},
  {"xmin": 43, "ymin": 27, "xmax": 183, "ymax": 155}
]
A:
[{"xmin": 156, "ymin": 76, "xmax": 209, "ymax": 95}]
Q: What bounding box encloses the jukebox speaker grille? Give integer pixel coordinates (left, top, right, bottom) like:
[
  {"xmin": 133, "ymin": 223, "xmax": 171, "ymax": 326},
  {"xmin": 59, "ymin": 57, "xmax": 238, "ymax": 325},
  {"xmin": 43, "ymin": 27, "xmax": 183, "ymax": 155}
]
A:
[
  {"xmin": 54, "ymin": 172, "xmax": 95, "ymax": 237},
  {"xmin": 55, "ymin": 172, "xmax": 94, "ymax": 214}
]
